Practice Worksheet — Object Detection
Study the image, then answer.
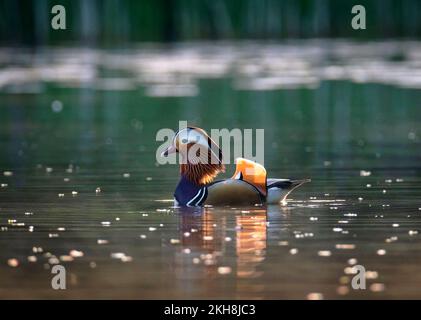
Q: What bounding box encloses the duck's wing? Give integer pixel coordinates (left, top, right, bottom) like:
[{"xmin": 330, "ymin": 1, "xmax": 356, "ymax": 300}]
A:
[
  {"xmin": 232, "ymin": 158, "xmax": 267, "ymax": 196},
  {"xmin": 267, "ymin": 178, "xmax": 311, "ymax": 204},
  {"xmin": 205, "ymin": 179, "xmax": 264, "ymax": 206}
]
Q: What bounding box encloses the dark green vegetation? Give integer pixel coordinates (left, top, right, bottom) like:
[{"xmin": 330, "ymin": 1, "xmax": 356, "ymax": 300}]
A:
[{"xmin": 2, "ymin": 0, "xmax": 421, "ymax": 46}]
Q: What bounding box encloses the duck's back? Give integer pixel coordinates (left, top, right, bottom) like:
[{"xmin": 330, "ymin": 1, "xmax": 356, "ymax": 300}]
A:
[{"xmin": 205, "ymin": 179, "xmax": 263, "ymax": 206}]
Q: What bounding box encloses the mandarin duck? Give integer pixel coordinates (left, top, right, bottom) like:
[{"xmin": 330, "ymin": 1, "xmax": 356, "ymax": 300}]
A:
[{"xmin": 161, "ymin": 126, "xmax": 310, "ymax": 207}]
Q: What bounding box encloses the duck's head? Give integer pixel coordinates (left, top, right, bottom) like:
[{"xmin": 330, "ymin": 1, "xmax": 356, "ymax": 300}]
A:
[{"xmin": 161, "ymin": 126, "xmax": 225, "ymax": 185}]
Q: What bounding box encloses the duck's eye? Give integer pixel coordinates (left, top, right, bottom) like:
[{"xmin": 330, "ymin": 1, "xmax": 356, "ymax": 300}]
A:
[{"xmin": 181, "ymin": 139, "xmax": 188, "ymax": 143}]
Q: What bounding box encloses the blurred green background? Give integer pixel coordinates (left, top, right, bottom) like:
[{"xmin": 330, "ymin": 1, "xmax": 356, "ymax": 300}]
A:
[{"xmin": 1, "ymin": 0, "xmax": 421, "ymax": 46}]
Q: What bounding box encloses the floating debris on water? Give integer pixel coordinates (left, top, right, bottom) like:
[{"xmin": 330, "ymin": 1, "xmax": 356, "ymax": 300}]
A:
[
  {"xmin": 170, "ymin": 239, "xmax": 180, "ymax": 244},
  {"xmin": 224, "ymin": 237, "xmax": 232, "ymax": 242},
  {"xmin": 204, "ymin": 259, "xmax": 216, "ymax": 266},
  {"xmin": 146, "ymin": 177, "xmax": 152, "ymax": 181},
  {"xmin": 217, "ymin": 266, "xmax": 232, "ymax": 275},
  {"xmin": 344, "ymin": 213, "xmax": 357, "ymax": 217},
  {"xmin": 32, "ymin": 247, "xmax": 43, "ymax": 253},
  {"xmin": 310, "ymin": 217, "xmax": 318, "ymax": 221},
  {"xmin": 70, "ymin": 250, "xmax": 84, "ymax": 258},
  {"xmin": 48, "ymin": 257, "xmax": 60, "ymax": 264},
  {"xmin": 335, "ymin": 244, "xmax": 356, "ymax": 250},
  {"xmin": 58, "ymin": 193, "xmax": 64, "ymax": 197},
  {"xmin": 123, "ymin": 173, "xmax": 131, "ymax": 178},
  {"xmin": 385, "ymin": 236, "xmax": 398, "ymax": 243},
  {"xmin": 111, "ymin": 252, "xmax": 132, "ymax": 262},
  {"xmin": 366, "ymin": 271, "xmax": 379, "ymax": 279},
  {"xmin": 97, "ymin": 239, "xmax": 109, "ymax": 245},
  {"xmin": 3, "ymin": 171, "xmax": 13, "ymax": 177},
  {"xmin": 377, "ymin": 249, "xmax": 387, "ymax": 255},
  {"xmin": 347, "ymin": 258, "xmax": 357, "ymax": 265},
  {"xmin": 51, "ymin": 100, "xmax": 63, "ymax": 113},
  {"xmin": 121, "ymin": 256, "xmax": 133, "ymax": 262},
  {"xmin": 370, "ymin": 283, "xmax": 385, "ymax": 292},
  {"xmin": 96, "ymin": 187, "xmax": 101, "ymax": 193},
  {"xmin": 1, "ymin": 183, "xmax": 8, "ymax": 188},
  {"xmin": 409, "ymin": 230, "xmax": 419, "ymax": 236},
  {"xmin": 307, "ymin": 292, "xmax": 324, "ymax": 300},
  {"xmin": 337, "ymin": 286, "xmax": 349, "ymax": 295},
  {"xmin": 392, "ymin": 223, "xmax": 400, "ymax": 228},
  {"xmin": 183, "ymin": 248, "xmax": 191, "ymax": 254},
  {"xmin": 360, "ymin": 170, "xmax": 372, "ymax": 177},
  {"xmin": 318, "ymin": 250, "xmax": 332, "ymax": 257},
  {"xmin": 7, "ymin": 258, "xmax": 19, "ymax": 267},
  {"xmin": 344, "ymin": 266, "xmax": 358, "ymax": 275},
  {"xmin": 45, "ymin": 167, "xmax": 53, "ymax": 173},
  {"xmin": 203, "ymin": 236, "xmax": 213, "ymax": 241},
  {"xmin": 101, "ymin": 221, "xmax": 111, "ymax": 227},
  {"xmin": 139, "ymin": 235, "xmax": 146, "ymax": 239},
  {"xmin": 27, "ymin": 256, "xmax": 37, "ymax": 263},
  {"xmin": 60, "ymin": 255, "xmax": 74, "ymax": 262},
  {"xmin": 149, "ymin": 227, "xmax": 157, "ymax": 231},
  {"xmin": 289, "ymin": 248, "xmax": 298, "ymax": 255},
  {"xmin": 71, "ymin": 191, "xmax": 78, "ymax": 196},
  {"xmin": 294, "ymin": 232, "xmax": 314, "ymax": 239}
]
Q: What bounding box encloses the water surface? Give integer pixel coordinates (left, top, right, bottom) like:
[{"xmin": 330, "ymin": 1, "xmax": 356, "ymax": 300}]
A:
[{"xmin": 1, "ymin": 40, "xmax": 421, "ymax": 299}]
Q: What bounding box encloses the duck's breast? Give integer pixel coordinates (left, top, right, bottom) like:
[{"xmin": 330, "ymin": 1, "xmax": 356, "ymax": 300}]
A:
[{"xmin": 205, "ymin": 179, "xmax": 263, "ymax": 206}]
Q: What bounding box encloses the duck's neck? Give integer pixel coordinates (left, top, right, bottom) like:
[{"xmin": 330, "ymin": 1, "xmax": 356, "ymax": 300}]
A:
[{"xmin": 180, "ymin": 163, "xmax": 224, "ymax": 186}]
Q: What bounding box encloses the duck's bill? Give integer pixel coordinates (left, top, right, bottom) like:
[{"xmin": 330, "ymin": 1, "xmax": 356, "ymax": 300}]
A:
[{"xmin": 161, "ymin": 145, "xmax": 177, "ymax": 157}]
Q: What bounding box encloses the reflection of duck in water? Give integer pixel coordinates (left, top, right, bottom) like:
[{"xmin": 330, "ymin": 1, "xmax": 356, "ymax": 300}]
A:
[
  {"xmin": 176, "ymin": 207, "xmax": 269, "ymax": 298},
  {"xmin": 161, "ymin": 126, "xmax": 310, "ymax": 207}
]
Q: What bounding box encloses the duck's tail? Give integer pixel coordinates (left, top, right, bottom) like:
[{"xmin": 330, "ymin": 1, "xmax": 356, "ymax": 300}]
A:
[{"xmin": 266, "ymin": 178, "xmax": 311, "ymax": 204}]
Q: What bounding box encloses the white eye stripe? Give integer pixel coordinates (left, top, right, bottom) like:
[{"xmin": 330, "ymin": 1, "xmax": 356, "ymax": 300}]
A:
[
  {"xmin": 176, "ymin": 128, "xmax": 209, "ymax": 147},
  {"xmin": 174, "ymin": 128, "xmax": 222, "ymax": 163}
]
